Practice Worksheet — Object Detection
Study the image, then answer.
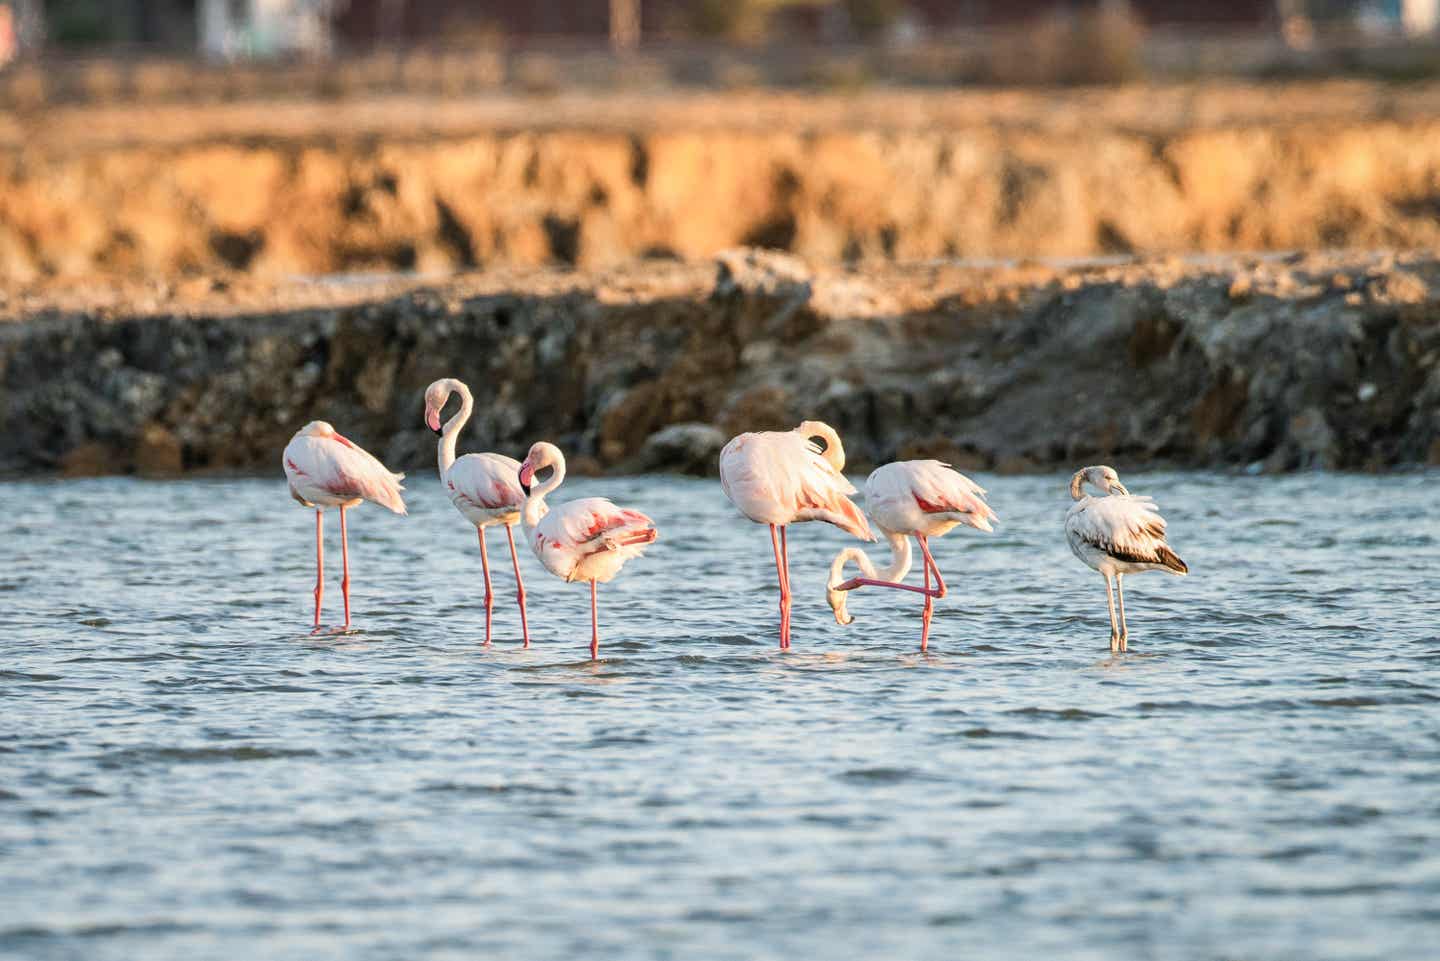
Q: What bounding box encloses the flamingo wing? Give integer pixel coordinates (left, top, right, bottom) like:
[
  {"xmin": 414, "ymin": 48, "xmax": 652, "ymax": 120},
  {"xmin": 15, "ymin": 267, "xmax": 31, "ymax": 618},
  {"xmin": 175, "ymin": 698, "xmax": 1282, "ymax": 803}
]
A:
[
  {"xmin": 533, "ymin": 497, "xmax": 657, "ymax": 581},
  {"xmin": 448, "ymin": 453, "xmax": 525, "ymax": 513},
  {"xmin": 905, "ymin": 460, "xmax": 997, "ymax": 531},
  {"xmin": 284, "ymin": 433, "xmax": 406, "ymax": 514},
  {"xmin": 1067, "ymin": 495, "xmax": 1186, "ymax": 572}
]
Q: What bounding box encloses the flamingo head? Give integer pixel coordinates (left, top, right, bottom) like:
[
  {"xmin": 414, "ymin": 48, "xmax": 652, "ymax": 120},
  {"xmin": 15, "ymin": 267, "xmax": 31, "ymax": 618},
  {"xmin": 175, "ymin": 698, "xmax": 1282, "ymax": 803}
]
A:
[
  {"xmin": 422, "ymin": 379, "xmax": 454, "ymax": 434},
  {"xmin": 1082, "ymin": 465, "xmax": 1128, "ymax": 497},
  {"xmin": 517, "ymin": 441, "xmax": 564, "ymax": 495},
  {"xmin": 295, "ymin": 421, "xmax": 356, "ymax": 448}
]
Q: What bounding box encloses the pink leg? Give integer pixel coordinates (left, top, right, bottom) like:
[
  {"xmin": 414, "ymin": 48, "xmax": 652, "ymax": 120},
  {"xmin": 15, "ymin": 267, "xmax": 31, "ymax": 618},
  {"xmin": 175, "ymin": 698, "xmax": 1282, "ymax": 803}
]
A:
[
  {"xmin": 769, "ymin": 524, "xmax": 789, "ymax": 650},
  {"xmin": 339, "ymin": 505, "xmax": 352, "ymax": 629},
  {"xmin": 589, "ymin": 579, "xmax": 599, "ymax": 661},
  {"xmin": 921, "ymin": 544, "xmax": 933, "ymax": 653},
  {"xmin": 478, "ymin": 527, "xmax": 494, "ymax": 646},
  {"xmin": 506, "ymin": 525, "xmax": 530, "ymax": 648},
  {"xmin": 312, "ymin": 510, "xmax": 324, "ymax": 629},
  {"xmin": 917, "ymin": 535, "xmax": 946, "ymax": 652},
  {"xmin": 780, "ymin": 526, "xmax": 792, "ymax": 649}
]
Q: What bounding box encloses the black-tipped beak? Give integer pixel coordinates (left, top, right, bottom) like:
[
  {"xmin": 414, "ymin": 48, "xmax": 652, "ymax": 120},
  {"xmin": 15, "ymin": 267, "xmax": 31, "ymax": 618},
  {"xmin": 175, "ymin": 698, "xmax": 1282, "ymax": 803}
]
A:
[
  {"xmin": 431, "ymin": 425, "xmax": 443, "ymax": 436},
  {"xmin": 518, "ymin": 465, "xmax": 532, "ymax": 496}
]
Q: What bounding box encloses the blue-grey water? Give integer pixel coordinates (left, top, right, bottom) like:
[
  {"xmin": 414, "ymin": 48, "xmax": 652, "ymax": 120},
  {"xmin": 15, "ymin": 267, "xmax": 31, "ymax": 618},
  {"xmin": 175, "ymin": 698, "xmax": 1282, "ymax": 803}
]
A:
[{"xmin": 3, "ymin": 471, "xmax": 1438, "ymax": 961}]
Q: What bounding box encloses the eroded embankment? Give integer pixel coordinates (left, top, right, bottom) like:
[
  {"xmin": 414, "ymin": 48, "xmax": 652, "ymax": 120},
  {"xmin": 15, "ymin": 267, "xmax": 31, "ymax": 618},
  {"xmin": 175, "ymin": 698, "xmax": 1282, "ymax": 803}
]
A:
[
  {"xmin": 3, "ymin": 249, "xmax": 1439, "ymax": 479},
  {"xmin": 12, "ymin": 83, "xmax": 1440, "ymax": 279}
]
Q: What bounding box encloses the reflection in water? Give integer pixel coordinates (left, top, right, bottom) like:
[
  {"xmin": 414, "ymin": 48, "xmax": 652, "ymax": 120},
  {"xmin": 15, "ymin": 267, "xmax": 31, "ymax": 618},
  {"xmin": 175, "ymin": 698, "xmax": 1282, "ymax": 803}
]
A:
[{"xmin": 2, "ymin": 471, "xmax": 1438, "ymax": 960}]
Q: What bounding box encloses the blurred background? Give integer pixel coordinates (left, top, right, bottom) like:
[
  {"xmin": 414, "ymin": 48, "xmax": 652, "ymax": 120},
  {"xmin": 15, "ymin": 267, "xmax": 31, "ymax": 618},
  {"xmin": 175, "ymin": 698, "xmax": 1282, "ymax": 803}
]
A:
[{"xmin": 5, "ymin": 1, "xmax": 1440, "ymax": 281}]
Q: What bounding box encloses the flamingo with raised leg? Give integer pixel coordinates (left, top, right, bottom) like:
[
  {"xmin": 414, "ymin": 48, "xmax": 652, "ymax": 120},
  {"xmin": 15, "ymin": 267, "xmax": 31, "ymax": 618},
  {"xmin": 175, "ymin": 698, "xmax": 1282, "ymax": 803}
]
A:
[
  {"xmin": 282, "ymin": 421, "xmax": 406, "ymax": 631},
  {"xmin": 517, "ymin": 442, "xmax": 657, "ymax": 660},
  {"xmin": 719, "ymin": 421, "xmax": 873, "ymax": 650},
  {"xmin": 1065, "ymin": 465, "xmax": 1188, "ymax": 652},
  {"xmin": 826, "ymin": 460, "xmax": 997, "ymax": 651},
  {"xmin": 424, "ymin": 377, "xmax": 530, "ymax": 647}
]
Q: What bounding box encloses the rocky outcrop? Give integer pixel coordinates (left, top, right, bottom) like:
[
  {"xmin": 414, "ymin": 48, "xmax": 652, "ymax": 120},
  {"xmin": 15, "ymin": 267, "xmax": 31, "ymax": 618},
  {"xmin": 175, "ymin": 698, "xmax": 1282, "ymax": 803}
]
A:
[{"xmin": 3, "ymin": 249, "xmax": 1439, "ymax": 478}]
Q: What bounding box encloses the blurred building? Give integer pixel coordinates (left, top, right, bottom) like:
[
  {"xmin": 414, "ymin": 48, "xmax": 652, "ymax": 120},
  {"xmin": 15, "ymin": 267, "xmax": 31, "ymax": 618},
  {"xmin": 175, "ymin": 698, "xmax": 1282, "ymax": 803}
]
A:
[{"xmin": 199, "ymin": 0, "xmax": 339, "ymax": 58}]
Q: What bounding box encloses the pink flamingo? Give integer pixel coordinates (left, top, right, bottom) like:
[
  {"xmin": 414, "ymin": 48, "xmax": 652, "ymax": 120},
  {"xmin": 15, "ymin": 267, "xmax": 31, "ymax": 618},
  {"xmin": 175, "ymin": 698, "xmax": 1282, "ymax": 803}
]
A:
[
  {"xmin": 282, "ymin": 421, "xmax": 406, "ymax": 630},
  {"xmin": 719, "ymin": 421, "xmax": 873, "ymax": 650},
  {"xmin": 424, "ymin": 378, "xmax": 530, "ymax": 647},
  {"xmin": 516, "ymin": 442, "xmax": 657, "ymax": 660},
  {"xmin": 826, "ymin": 460, "xmax": 996, "ymax": 652}
]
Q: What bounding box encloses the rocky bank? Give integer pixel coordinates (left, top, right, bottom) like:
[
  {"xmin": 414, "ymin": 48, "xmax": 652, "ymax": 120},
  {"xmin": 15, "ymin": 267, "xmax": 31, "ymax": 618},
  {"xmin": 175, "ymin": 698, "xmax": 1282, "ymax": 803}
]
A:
[{"xmin": 3, "ymin": 248, "xmax": 1439, "ymax": 479}]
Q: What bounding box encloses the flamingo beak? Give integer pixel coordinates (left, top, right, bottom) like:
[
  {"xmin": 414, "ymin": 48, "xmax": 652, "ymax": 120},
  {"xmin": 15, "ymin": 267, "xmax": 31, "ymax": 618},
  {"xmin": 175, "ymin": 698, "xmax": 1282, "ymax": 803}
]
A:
[
  {"xmin": 517, "ymin": 461, "xmax": 534, "ymax": 495},
  {"xmin": 425, "ymin": 408, "xmax": 442, "ymax": 434},
  {"xmin": 1111, "ymin": 482, "xmax": 1130, "ymax": 496},
  {"xmin": 827, "ymin": 581, "xmax": 854, "ymax": 626}
]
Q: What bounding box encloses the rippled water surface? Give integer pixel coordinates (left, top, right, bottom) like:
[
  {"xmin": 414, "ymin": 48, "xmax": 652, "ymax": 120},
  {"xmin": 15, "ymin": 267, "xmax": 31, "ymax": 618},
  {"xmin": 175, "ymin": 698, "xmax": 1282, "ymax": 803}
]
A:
[{"xmin": 4, "ymin": 471, "xmax": 1439, "ymax": 960}]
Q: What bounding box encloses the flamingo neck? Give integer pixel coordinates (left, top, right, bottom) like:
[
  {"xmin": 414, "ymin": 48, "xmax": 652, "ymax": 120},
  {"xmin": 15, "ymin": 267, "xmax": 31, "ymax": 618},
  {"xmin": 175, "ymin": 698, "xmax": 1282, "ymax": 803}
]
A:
[
  {"xmin": 826, "ymin": 531, "xmax": 911, "ymax": 624},
  {"xmin": 797, "ymin": 420, "xmax": 846, "ymax": 472},
  {"xmin": 522, "ymin": 453, "xmax": 566, "ymax": 529},
  {"xmin": 437, "ymin": 379, "xmax": 474, "ymax": 480},
  {"xmin": 1069, "ymin": 469, "xmax": 1088, "ymax": 501}
]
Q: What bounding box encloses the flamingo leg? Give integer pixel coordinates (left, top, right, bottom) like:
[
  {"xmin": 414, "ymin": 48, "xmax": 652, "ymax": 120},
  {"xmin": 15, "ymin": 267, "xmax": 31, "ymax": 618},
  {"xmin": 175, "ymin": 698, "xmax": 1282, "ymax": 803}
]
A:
[
  {"xmin": 589, "ymin": 579, "xmax": 599, "ymax": 661},
  {"xmin": 921, "ymin": 546, "xmax": 933, "ymax": 653},
  {"xmin": 1104, "ymin": 575, "xmax": 1120, "ymax": 652},
  {"xmin": 780, "ymin": 526, "xmax": 792, "ymax": 649},
  {"xmin": 768, "ymin": 524, "xmax": 788, "ymax": 650},
  {"xmin": 1116, "ymin": 574, "xmax": 1128, "ymax": 652},
  {"xmin": 312, "ymin": 510, "xmax": 324, "ymax": 629},
  {"xmin": 339, "ymin": 504, "xmax": 351, "ymax": 630},
  {"xmin": 506, "ymin": 524, "xmax": 530, "ymax": 648},
  {"xmin": 478, "ymin": 527, "xmax": 494, "ymax": 646}
]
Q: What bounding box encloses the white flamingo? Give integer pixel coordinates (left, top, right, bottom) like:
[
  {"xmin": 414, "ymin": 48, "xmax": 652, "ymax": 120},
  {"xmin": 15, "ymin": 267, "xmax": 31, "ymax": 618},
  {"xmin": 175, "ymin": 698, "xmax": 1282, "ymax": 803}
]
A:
[
  {"xmin": 282, "ymin": 421, "xmax": 406, "ymax": 630},
  {"xmin": 517, "ymin": 442, "xmax": 657, "ymax": 660},
  {"xmin": 424, "ymin": 377, "xmax": 530, "ymax": 647},
  {"xmin": 1065, "ymin": 465, "xmax": 1188, "ymax": 652},
  {"xmin": 826, "ymin": 460, "xmax": 997, "ymax": 651},
  {"xmin": 719, "ymin": 421, "xmax": 873, "ymax": 650}
]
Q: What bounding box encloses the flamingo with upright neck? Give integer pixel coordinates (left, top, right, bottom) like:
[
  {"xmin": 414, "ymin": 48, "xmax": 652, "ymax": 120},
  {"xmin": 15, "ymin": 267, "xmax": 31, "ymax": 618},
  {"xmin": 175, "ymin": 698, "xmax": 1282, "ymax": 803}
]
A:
[
  {"xmin": 423, "ymin": 377, "xmax": 530, "ymax": 647},
  {"xmin": 719, "ymin": 421, "xmax": 873, "ymax": 650},
  {"xmin": 826, "ymin": 460, "xmax": 996, "ymax": 651},
  {"xmin": 282, "ymin": 421, "xmax": 407, "ymax": 631},
  {"xmin": 517, "ymin": 442, "xmax": 657, "ymax": 660}
]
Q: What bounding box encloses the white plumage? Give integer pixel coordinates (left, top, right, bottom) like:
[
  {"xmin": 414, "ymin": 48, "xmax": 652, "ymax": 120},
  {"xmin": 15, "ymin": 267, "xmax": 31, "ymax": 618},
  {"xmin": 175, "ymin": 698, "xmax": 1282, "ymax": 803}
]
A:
[
  {"xmin": 281, "ymin": 420, "xmax": 406, "ymax": 631},
  {"xmin": 283, "ymin": 421, "xmax": 406, "ymax": 514},
  {"xmin": 719, "ymin": 423, "xmax": 872, "ymax": 539},
  {"xmin": 826, "ymin": 460, "xmax": 997, "ymax": 650},
  {"xmin": 1064, "ymin": 465, "xmax": 1187, "ymax": 652},
  {"xmin": 424, "ymin": 377, "xmax": 531, "ymax": 646},
  {"xmin": 518, "ymin": 441, "xmax": 657, "ymax": 659}
]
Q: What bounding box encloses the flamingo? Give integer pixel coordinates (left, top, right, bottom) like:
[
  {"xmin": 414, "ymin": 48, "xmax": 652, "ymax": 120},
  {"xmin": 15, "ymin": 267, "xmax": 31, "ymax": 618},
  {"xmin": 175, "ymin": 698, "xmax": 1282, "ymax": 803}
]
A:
[
  {"xmin": 1065, "ymin": 465, "xmax": 1188, "ymax": 652},
  {"xmin": 718, "ymin": 421, "xmax": 873, "ymax": 650},
  {"xmin": 516, "ymin": 442, "xmax": 657, "ymax": 660},
  {"xmin": 423, "ymin": 377, "xmax": 530, "ymax": 647},
  {"xmin": 826, "ymin": 460, "xmax": 997, "ymax": 651},
  {"xmin": 282, "ymin": 421, "xmax": 406, "ymax": 630}
]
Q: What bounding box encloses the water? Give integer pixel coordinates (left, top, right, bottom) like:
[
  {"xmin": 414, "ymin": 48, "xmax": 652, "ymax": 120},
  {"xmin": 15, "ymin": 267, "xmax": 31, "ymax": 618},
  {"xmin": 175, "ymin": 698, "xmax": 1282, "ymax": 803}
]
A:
[{"xmin": 3, "ymin": 471, "xmax": 1438, "ymax": 961}]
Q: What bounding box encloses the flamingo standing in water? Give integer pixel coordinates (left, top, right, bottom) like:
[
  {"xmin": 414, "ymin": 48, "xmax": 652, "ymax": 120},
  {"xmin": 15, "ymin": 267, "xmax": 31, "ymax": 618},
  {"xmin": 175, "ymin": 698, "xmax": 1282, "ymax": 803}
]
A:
[
  {"xmin": 719, "ymin": 421, "xmax": 873, "ymax": 650},
  {"xmin": 517, "ymin": 442, "xmax": 657, "ymax": 660},
  {"xmin": 1065, "ymin": 465, "xmax": 1188, "ymax": 652},
  {"xmin": 424, "ymin": 378, "xmax": 530, "ymax": 647},
  {"xmin": 282, "ymin": 421, "xmax": 406, "ymax": 630},
  {"xmin": 826, "ymin": 460, "xmax": 997, "ymax": 651}
]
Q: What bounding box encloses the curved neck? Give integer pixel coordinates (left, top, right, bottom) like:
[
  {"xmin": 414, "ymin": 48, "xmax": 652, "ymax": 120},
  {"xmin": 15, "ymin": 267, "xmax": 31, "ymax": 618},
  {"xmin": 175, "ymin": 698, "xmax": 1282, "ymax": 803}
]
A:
[
  {"xmin": 522, "ymin": 453, "xmax": 567, "ymax": 528},
  {"xmin": 797, "ymin": 420, "xmax": 845, "ymax": 473},
  {"xmin": 826, "ymin": 531, "xmax": 911, "ymax": 624},
  {"xmin": 1069, "ymin": 470, "xmax": 1087, "ymax": 501},
  {"xmin": 437, "ymin": 380, "xmax": 474, "ymax": 479}
]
